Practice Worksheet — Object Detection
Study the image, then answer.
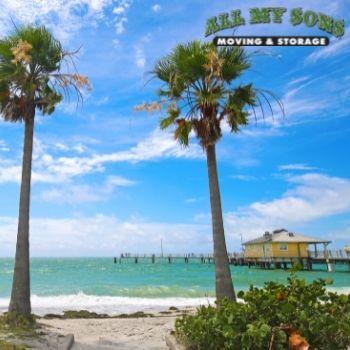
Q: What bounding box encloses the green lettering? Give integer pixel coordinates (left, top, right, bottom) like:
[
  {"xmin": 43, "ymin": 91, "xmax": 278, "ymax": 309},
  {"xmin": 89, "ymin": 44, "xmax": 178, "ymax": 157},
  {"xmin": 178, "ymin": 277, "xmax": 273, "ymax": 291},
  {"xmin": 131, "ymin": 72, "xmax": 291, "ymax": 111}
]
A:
[
  {"xmin": 250, "ymin": 8, "xmax": 271, "ymax": 24},
  {"xmin": 231, "ymin": 10, "xmax": 245, "ymax": 26},
  {"xmin": 318, "ymin": 13, "xmax": 333, "ymax": 34},
  {"xmin": 270, "ymin": 7, "xmax": 287, "ymax": 23},
  {"xmin": 304, "ymin": 11, "xmax": 318, "ymax": 27},
  {"xmin": 205, "ymin": 17, "xmax": 220, "ymax": 36},
  {"xmin": 218, "ymin": 13, "xmax": 232, "ymax": 30},
  {"xmin": 333, "ymin": 20, "xmax": 345, "ymax": 37},
  {"xmin": 290, "ymin": 8, "xmax": 303, "ymax": 26}
]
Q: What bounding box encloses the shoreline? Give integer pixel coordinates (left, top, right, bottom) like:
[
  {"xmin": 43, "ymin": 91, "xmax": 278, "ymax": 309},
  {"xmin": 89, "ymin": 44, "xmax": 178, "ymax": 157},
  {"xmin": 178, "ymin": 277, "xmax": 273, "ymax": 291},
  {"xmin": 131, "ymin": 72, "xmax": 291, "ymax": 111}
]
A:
[{"xmin": 0, "ymin": 294, "xmax": 215, "ymax": 316}]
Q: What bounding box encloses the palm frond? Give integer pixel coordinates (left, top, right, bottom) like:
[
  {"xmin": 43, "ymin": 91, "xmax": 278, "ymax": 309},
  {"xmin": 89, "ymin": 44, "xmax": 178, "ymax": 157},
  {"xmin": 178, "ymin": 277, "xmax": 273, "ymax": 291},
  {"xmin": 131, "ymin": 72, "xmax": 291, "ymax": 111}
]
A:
[
  {"xmin": 137, "ymin": 40, "xmax": 284, "ymax": 147},
  {"xmin": 0, "ymin": 25, "xmax": 90, "ymax": 122}
]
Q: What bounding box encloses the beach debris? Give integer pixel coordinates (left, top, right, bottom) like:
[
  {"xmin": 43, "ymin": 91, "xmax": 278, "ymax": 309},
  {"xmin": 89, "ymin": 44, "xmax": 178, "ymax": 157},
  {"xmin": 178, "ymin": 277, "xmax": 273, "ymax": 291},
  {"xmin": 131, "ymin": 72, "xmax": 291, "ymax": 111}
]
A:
[
  {"xmin": 281, "ymin": 325, "xmax": 310, "ymax": 350},
  {"xmin": 58, "ymin": 333, "xmax": 74, "ymax": 350},
  {"xmin": 169, "ymin": 306, "xmax": 179, "ymax": 311},
  {"xmin": 268, "ymin": 325, "xmax": 310, "ymax": 350}
]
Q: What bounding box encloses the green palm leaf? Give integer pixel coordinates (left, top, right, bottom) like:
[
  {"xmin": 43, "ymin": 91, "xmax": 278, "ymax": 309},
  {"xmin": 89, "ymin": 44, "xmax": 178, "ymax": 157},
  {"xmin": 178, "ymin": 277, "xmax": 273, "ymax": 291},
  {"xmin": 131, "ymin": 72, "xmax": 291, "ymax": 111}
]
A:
[{"xmin": 147, "ymin": 40, "xmax": 281, "ymax": 147}]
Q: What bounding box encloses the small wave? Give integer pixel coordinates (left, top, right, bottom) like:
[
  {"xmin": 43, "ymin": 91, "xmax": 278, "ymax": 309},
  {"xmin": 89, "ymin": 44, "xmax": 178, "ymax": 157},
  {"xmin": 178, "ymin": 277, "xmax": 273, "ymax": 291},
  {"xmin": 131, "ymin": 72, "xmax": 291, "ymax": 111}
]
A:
[{"xmin": 0, "ymin": 292, "xmax": 215, "ymax": 316}]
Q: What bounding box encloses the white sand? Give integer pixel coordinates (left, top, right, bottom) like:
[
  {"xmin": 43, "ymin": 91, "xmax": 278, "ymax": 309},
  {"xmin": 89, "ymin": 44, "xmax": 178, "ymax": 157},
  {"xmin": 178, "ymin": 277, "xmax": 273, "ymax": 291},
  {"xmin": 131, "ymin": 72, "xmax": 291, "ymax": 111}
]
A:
[{"xmin": 40, "ymin": 315, "xmax": 177, "ymax": 349}]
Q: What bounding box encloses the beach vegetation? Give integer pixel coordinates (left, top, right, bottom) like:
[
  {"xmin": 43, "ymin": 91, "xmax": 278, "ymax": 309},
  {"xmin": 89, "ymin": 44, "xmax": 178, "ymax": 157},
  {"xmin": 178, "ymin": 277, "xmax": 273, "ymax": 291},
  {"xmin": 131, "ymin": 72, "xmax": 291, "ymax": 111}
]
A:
[
  {"xmin": 135, "ymin": 40, "xmax": 282, "ymax": 301},
  {"xmin": 175, "ymin": 273, "xmax": 350, "ymax": 349},
  {"xmin": 42, "ymin": 310, "xmax": 154, "ymax": 319},
  {"xmin": 0, "ymin": 312, "xmax": 37, "ymax": 349},
  {"xmin": 0, "ymin": 25, "xmax": 90, "ymax": 318},
  {"xmin": 0, "ymin": 339, "xmax": 26, "ymax": 350},
  {"xmin": 0, "ymin": 312, "xmax": 36, "ymax": 331}
]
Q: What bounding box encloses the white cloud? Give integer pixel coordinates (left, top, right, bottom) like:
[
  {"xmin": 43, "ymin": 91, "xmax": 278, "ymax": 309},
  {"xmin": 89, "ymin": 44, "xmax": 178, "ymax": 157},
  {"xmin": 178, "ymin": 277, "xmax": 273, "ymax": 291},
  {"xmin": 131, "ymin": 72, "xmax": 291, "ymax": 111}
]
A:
[
  {"xmin": 2, "ymin": 172, "xmax": 350, "ymax": 256},
  {"xmin": 263, "ymin": 77, "xmax": 330, "ymax": 127},
  {"xmin": 112, "ymin": 38, "xmax": 120, "ymax": 47},
  {"xmin": 0, "ymin": 140, "xmax": 9, "ymax": 152},
  {"xmin": 0, "ymin": 214, "xmax": 210, "ymax": 256},
  {"xmin": 245, "ymin": 71, "xmax": 343, "ymax": 130},
  {"xmin": 113, "ymin": 5, "xmax": 126, "ymax": 14},
  {"xmin": 278, "ymin": 164, "xmax": 317, "ymax": 171},
  {"xmin": 152, "ymin": 4, "xmax": 161, "ymax": 13},
  {"xmin": 0, "ymin": 129, "xmax": 202, "ymax": 185},
  {"xmin": 40, "ymin": 175, "xmax": 135, "ymax": 204},
  {"xmin": 135, "ymin": 47, "xmax": 146, "ymax": 68},
  {"xmin": 52, "ymin": 141, "xmax": 87, "ymax": 154},
  {"xmin": 54, "ymin": 143, "xmax": 70, "ymax": 152},
  {"xmin": 0, "ymin": 0, "xmax": 133, "ymax": 42},
  {"xmin": 326, "ymin": 227, "xmax": 350, "ymax": 241},
  {"xmin": 115, "ymin": 17, "xmax": 127, "ymax": 34},
  {"xmin": 305, "ymin": 27, "xmax": 350, "ymax": 64},
  {"xmin": 112, "ymin": 0, "xmax": 131, "ymax": 35},
  {"xmin": 105, "ymin": 175, "xmax": 135, "ymax": 188},
  {"xmin": 0, "ymin": 165, "xmax": 21, "ymax": 184},
  {"xmin": 185, "ymin": 197, "xmax": 202, "ymax": 204},
  {"xmin": 225, "ymin": 173, "xmax": 350, "ymax": 243},
  {"xmin": 41, "ymin": 185, "xmax": 102, "ymax": 204},
  {"xmin": 286, "ymin": 76, "xmax": 310, "ymax": 88},
  {"xmin": 72, "ymin": 144, "xmax": 87, "ymax": 154},
  {"xmin": 251, "ymin": 173, "xmax": 350, "ymax": 221},
  {"xmin": 95, "ymin": 96, "xmax": 110, "ymax": 106},
  {"xmin": 230, "ymin": 175, "xmax": 257, "ymax": 181}
]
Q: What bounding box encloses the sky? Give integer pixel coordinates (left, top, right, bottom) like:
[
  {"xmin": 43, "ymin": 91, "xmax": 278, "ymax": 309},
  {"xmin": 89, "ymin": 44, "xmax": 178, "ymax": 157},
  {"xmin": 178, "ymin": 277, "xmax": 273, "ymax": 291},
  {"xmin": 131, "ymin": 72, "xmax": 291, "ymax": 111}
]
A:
[{"xmin": 0, "ymin": 0, "xmax": 349, "ymax": 257}]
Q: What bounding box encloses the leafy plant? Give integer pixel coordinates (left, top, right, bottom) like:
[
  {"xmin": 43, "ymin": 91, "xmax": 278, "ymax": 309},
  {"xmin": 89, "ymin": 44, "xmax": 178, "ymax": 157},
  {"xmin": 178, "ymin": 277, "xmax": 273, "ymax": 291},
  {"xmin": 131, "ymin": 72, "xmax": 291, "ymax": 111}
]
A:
[{"xmin": 175, "ymin": 274, "xmax": 350, "ymax": 349}]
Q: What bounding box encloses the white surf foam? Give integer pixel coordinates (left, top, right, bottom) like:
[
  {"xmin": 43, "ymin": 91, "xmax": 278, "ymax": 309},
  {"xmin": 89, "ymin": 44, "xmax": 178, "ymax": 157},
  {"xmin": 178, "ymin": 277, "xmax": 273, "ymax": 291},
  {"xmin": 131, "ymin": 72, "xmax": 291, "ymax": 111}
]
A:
[
  {"xmin": 1, "ymin": 287, "xmax": 348, "ymax": 316},
  {"xmin": 327, "ymin": 286, "xmax": 350, "ymax": 294},
  {"xmin": 0, "ymin": 293, "xmax": 215, "ymax": 316}
]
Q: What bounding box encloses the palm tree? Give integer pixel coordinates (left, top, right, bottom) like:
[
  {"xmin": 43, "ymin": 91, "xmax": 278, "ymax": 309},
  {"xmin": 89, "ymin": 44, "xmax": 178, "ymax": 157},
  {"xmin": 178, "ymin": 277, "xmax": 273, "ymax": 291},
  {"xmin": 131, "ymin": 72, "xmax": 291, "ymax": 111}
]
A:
[
  {"xmin": 138, "ymin": 41, "xmax": 281, "ymax": 301},
  {"xmin": 0, "ymin": 25, "xmax": 90, "ymax": 316}
]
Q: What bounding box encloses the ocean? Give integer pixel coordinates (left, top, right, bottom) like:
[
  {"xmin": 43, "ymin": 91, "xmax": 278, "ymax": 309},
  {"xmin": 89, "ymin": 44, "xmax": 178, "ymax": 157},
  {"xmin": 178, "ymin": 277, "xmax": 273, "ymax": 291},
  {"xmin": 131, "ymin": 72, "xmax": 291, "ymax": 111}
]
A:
[{"xmin": 0, "ymin": 257, "xmax": 349, "ymax": 315}]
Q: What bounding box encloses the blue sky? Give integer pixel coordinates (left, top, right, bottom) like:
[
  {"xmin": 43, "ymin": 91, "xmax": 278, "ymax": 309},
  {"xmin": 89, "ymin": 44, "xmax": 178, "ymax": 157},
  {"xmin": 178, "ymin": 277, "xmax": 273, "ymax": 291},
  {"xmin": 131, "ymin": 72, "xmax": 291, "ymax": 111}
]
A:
[{"xmin": 0, "ymin": 0, "xmax": 349, "ymax": 256}]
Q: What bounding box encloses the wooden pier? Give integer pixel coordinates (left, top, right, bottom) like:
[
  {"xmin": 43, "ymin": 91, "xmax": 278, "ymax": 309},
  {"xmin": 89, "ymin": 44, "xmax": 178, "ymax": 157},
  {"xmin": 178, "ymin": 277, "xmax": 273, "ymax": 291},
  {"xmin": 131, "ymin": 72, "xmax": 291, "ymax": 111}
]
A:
[
  {"xmin": 229, "ymin": 249, "xmax": 350, "ymax": 272},
  {"xmin": 114, "ymin": 253, "xmax": 214, "ymax": 264},
  {"xmin": 113, "ymin": 250, "xmax": 350, "ymax": 272}
]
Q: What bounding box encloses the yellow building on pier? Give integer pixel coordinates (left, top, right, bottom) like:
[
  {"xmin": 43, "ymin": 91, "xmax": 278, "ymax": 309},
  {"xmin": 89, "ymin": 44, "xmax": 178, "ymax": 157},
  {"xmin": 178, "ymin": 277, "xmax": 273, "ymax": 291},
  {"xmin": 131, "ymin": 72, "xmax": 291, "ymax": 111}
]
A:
[{"xmin": 243, "ymin": 229, "xmax": 330, "ymax": 260}]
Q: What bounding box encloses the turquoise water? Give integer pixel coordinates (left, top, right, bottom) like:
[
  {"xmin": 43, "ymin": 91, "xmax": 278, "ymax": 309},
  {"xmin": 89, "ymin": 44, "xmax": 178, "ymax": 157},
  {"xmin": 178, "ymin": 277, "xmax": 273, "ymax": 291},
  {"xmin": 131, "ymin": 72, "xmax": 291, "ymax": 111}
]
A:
[{"xmin": 0, "ymin": 258, "xmax": 349, "ymax": 314}]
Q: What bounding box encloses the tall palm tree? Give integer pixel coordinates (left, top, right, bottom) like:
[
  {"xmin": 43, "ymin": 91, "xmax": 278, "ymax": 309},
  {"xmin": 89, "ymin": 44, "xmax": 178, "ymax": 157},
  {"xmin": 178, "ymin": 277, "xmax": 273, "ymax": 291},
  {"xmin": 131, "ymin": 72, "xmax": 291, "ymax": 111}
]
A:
[
  {"xmin": 0, "ymin": 25, "xmax": 90, "ymax": 316},
  {"xmin": 139, "ymin": 41, "xmax": 281, "ymax": 301}
]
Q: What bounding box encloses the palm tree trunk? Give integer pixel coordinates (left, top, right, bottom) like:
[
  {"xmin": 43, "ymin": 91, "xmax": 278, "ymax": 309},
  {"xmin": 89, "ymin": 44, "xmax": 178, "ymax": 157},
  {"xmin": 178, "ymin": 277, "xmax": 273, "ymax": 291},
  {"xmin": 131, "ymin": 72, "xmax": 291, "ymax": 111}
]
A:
[
  {"xmin": 206, "ymin": 144, "xmax": 236, "ymax": 301},
  {"xmin": 9, "ymin": 113, "xmax": 35, "ymax": 316}
]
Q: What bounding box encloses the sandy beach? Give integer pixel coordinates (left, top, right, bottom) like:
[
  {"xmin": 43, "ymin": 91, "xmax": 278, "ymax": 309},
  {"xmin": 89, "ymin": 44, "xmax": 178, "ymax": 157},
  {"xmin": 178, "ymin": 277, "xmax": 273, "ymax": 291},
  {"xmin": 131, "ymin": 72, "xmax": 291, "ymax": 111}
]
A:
[
  {"xmin": 0, "ymin": 309, "xmax": 189, "ymax": 349},
  {"xmin": 41, "ymin": 315, "xmax": 176, "ymax": 349}
]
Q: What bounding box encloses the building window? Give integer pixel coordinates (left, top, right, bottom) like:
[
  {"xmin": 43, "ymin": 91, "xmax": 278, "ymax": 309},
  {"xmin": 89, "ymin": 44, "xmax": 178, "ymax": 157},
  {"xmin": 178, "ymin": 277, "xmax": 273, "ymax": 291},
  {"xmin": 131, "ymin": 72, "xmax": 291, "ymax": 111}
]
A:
[{"xmin": 279, "ymin": 244, "xmax": 288, "ymax": 251}]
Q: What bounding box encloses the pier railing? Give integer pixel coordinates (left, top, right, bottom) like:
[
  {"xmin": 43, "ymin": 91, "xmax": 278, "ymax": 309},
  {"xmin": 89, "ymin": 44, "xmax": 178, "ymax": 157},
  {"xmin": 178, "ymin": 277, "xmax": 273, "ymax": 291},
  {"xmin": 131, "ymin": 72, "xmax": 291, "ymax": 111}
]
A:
[{"xmin": 308, "ymin": 249, "xmax": 350, "ymax": 260}]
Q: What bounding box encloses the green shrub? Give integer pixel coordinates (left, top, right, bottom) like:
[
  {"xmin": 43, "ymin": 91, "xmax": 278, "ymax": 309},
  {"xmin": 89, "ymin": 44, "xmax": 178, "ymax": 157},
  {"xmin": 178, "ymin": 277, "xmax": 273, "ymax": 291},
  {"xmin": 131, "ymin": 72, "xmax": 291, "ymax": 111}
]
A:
[
  {"xmin": 175, "ymin": 273, "xmax": 350, "ymax": 349},
  {"xmin": 1, "ymin": 312, "xmax": 36, "ymax": 329}
]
